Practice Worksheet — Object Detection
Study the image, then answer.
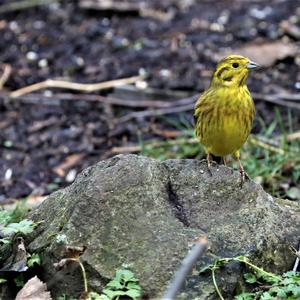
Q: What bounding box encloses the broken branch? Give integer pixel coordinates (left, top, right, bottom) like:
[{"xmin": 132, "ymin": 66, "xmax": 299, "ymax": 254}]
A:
[{"xmin": 10, "ymin": 75, "xmax": 144, "ymax": 98}]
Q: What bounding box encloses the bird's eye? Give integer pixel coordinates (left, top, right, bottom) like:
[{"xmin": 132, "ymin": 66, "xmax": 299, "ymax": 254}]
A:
[{"xmin": 232, "ymin": 63, "xmax": 239, "ymax": 68}]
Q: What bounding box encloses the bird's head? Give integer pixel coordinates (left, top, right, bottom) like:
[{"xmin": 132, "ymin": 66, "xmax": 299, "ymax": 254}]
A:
[{"xmin": 211, "ymin": 55, "xmax": 259, "ymax": 88}]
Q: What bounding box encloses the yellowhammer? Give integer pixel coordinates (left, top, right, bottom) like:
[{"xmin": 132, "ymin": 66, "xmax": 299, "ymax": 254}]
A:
[{"xmin": 194, "ymin": 55, "xmax": 259, "ymax": 184}]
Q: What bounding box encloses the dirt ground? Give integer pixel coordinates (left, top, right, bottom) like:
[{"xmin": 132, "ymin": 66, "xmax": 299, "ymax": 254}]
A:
[{"xmin": 0, "ymin": 0, "xmax": 299, "ymax": 201}]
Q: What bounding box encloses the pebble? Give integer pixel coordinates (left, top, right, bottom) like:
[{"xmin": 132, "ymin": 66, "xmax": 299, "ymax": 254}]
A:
[
  {"xmin": 26, "ymin": 51, "xmax": 38, "ymax": 61},
  {"xmin": 4, "ymin": 168, "xmax": 12, "ymax": 181},
  {"xmin": 66, "ymin": 169, "xmax": 77, "ymax": 183}
]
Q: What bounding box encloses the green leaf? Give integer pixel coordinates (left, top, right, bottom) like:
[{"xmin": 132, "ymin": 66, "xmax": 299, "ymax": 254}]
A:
[
  {"xmin": 284, "ymin": 284, "xmax": 300, "ymax": 296},
  {"xmin": 0, "ymin": 238, "xmax": 11, "ymax": 244},
  {"xmin": 14, "ymin": 275, "xmax": 24, "ymax": 288},
  {"xmin": 244, "ymin": 273, "xmax": 257, "ymax": 284},
  {"xmin": 282, "ymin": 278, "xmax": 296, "ymax": 285},
  {"xmin": 102, "ymin": 289, "xmax": 116, "ymax": 299},
  {"xmin": 3, "ymin": 219, "xmax": 35, "ymax": 235},
  {"xmin": 261, "ymin": 274, "xmax": 281, "ymax": 284},
  {"xmin": 105, "ymin": 279, "xmax": 123, "ymax": 290},
  {"xmin": 234, "ymin": 293, "xmax": 255, "ymax": 300},
  {"xmin": 260, "ymin": 292, "xmax": 276, "ymax": 300},
  {"xmin": 123, "ymin": 289, "xmax": 142, "ymax": 299},
  {"xmin": 126, "ymin": 282, "xmax": 141, "ymax": 290},
  {"xmin": 269, "ymin": 286, "xmax": 286, "ymax": 297},
  {"xmin": 103, "ymin": 289, "xmax": 127, "ymax": 298},
  {"xmin": 283, "ymin": 271, "xmax": 300, "ymax": 278},
  {"xmin": 0, "ymin": 210, "xmax": 12, "ymax": 225},
  {"xmin": 117, "ymin": 269, "xmax": 135, "ymax": 282},
  {"xmin": 27, "ymin": 253, "xmax": 41, "ymax": 268},
  {"xmin": 0, "ymin": 278, "xmax": 7, "ymax": 285},
  {"xmin": 276, "ymin": 288, "xmax": 287, "ymax": 298},
  {"xmin": 103, "ymin": 269, "xmax": 141, "ymax": 299}
]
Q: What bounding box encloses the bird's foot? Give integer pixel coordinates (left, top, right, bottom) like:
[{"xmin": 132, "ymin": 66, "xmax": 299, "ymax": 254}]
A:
[
  {"xmin": 239, "ymin": 169, "xmax": 250, "ymax": 187},
  {"xmin": 206, "ymin": 153, "xmax": 213, "ymax": 176}
]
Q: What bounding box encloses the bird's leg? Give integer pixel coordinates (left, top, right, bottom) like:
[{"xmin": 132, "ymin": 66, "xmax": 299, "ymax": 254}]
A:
[
  {"xmin": 223, "ymin": 156, "xmax": 227, "ymax": 166},
  {"xmin": 234, "ymin": 151, "xmax": 248, "ymax": 187},
  {"xmin": 206, "ymin": 153, "xmax": 213, "ymax": 176},
  {"xmin": 237, "ymin": 157, "xmax": 245, "ymax": 186}
]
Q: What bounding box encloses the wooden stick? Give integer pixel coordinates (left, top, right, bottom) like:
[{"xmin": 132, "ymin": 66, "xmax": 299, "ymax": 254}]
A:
[
  {"xmin": 6, "ymin": 92, "xmax": 196, "ymax": 109},
  {"xmin": 290, "ymin": 244, "xmax": 300, "ymax": 272},
  {"xmin": 162, "ymin": 237, "xmax": 208, "ymax": 300},
  {"xmin": 0, "ymin": 64, "xmax": 12, "ymax": 89},
  {"xmin": 117, "ymin": 103, "xmax": 195, "ymax": 123},
  {"xmin": 10, "ymin": 75, "xmax": 144, "ymax": 98},
  {"xmin": 252, "ymin": 93, "xmax": 300, "ymax": 110},
  {"xmin": 248, "ymin": 136, "xmax": 285, "ymax": 154}
]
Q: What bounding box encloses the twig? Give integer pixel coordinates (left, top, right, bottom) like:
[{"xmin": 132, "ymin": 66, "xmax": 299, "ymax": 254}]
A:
[
  {"xmin": 252, "ymin": 93, "xmax": 300, "ymax": 110},
  {"xmin": 79, "ymin": 0, "xmax": 174, "ymax": 21},
  {"xmin": 9, "ymin": 75, "xmax": 144, "ymax": 98},
  {"xmin": 8, "ymin": 92, "xmax": 195, "ymax": 109},
  {"xmin": 0, "ymin": 64, "xmax": 12, "ymax": 89},
  {"xmin": 290, "ymin": 244, "xmax": 300, "ymax": 272},
  {"xmin": 248, "ymin": 136, "xmax": 285, "ymax": 154},
  {"xmin": 111, "ymin": 145, "xmax": 142, "ymax": 154},
  {"xmin": 162, "ymin": 237, "xmax": 208, "ymax": 300},
  {"xmin": 117, "ymin": 103, "xmax": 195, "ymax": 123},
  {"xmin": 9, "ymin": 93, "xmax": 193, "ymax": 108},
  {"xmin": 0, "ymin": 0, "xmax": 54, "ymax": 14}
]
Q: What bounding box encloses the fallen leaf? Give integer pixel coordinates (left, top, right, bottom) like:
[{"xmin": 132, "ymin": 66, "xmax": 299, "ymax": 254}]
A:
[
  {"xmin": 218, "ymin": 41, "xmax": 297, "ymax": 67},
  {"xmin": 64, "ymin": 245, "xmax": 86, "ymax": 259},
  {"xmin": 15, "ymin": 276, "xmax": 52, "ymax": 300}
]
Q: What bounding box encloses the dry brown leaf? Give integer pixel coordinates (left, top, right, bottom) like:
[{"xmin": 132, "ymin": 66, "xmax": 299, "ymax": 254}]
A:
[
  {"xmin": 218, "ymin": 41, "xmax": 297, "ymax": 67},
  {"xmin": 64, "ymin": 245, "xmax": 86, "ymax": 259},
  {"xmin": 15, "ymin": 276, "xmax": 52, "ymax": 300},
  {"xmin": 53, "ymin": 154, "xmax": 84, "ymax": 177}
]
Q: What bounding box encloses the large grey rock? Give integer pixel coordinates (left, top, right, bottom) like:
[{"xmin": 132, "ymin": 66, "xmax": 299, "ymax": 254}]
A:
[{"xmin": 26, "ymin": 154, "xmax": 300, "ymax": 299}]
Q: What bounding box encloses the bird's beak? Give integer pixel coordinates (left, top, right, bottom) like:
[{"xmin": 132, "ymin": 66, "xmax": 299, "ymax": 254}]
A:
[{"xmin": 247, "ymin": 60, "xmax": 260, "ymax": 69}]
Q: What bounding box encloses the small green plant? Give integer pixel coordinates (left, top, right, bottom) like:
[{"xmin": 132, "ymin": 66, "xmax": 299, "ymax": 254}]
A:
[
  {"xmin": 102, "ymin": 269, "xmax": 142, "ymax": 300},
  {"xmin": 27, "ymin": 253, "xmax": 41, "ymax": 268},
  {"xmin": 200, "ymin": 255, "xmax": 300, "ymax": 300},
  {"xmin": 14, "ymin": 274, "xmax": 25, "ymax": 288},
  {"xmin": 0, "ymin": 208, "xmax": 35, "ymax": 244},
  {"xmin": 237, "ymin": 271, "xmax": 300, "ymax": 299}
]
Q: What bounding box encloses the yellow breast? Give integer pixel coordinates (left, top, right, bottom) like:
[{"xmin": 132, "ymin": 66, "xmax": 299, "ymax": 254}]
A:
[{"xmin": 195, "ymin": 87, "xmax": 255, "ymax": 157}]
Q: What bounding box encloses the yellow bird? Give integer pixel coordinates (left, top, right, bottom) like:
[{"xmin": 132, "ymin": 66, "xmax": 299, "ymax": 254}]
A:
[{"xmin": 194, "ymin": 55, "xmax": 258, "ymax": 184}]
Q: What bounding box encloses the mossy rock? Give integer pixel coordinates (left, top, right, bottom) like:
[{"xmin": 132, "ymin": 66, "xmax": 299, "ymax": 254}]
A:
[{"xmin": 24, "ymin": 154, "xmax": 299, "ymax": 299}]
